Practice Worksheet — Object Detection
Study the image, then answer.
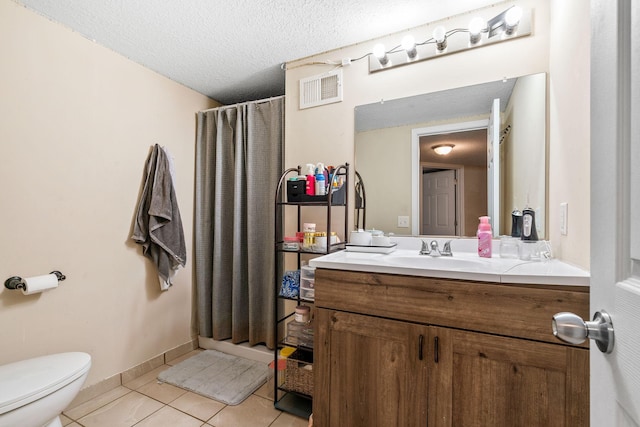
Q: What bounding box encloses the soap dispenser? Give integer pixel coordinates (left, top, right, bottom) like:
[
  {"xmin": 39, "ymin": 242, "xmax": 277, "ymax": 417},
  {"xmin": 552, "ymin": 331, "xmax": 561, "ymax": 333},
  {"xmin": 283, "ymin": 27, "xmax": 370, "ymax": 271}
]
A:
[{"xmin": 477, "ymin": 216, "xmax": 493, "ymax": 258}]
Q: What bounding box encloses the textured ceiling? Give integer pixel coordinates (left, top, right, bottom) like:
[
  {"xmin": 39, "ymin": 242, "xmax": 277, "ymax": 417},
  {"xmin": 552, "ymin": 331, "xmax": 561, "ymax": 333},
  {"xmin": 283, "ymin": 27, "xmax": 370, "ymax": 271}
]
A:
[
  {"xmin": 16, "ymin": 0, "xmax": 497, "ymax": 104},
  {"xmin": 354, "ymin": 78, "xmax": 517, "ymax": 132}
]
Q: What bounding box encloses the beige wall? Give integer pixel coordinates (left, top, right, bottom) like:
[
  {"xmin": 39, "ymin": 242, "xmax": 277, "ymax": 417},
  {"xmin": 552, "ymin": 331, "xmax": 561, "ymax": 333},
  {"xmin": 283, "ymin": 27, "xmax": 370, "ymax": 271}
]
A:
[
  {"xmin": 464, "ymin": 166, "xmax": 488, "ymax": 234},
  {"xmin": 502, "ymin": 73, "xmax": 547, "ymax": 236},
  {"xmin": 354, "ymin": 125, "xmax": 413, "ymax": 234},
  {"xmin": 0, "ymin": 0, "xmax": 217, "ymax": 387},
  {"xmin": 548, "ymin": 0, "xmax": 590, "ymax": 268},
  {"xmin": 286, "ymin": 0, "xmax": 591, "ymax": 269}
]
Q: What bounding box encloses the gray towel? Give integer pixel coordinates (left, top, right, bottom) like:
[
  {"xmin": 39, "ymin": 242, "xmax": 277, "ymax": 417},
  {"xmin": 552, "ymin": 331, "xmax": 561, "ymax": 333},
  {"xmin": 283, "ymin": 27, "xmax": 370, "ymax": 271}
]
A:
[{"xmin": 132, "ymin": 144, "xmax": 186, "ymax": 290}]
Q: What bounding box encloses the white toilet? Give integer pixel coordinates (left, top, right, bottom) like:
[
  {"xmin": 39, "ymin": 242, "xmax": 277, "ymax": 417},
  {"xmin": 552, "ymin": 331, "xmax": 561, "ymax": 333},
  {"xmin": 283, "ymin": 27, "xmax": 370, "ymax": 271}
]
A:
[{"xmin": 0, "ymin": 352, "xmax": 91, "ymax": 427}]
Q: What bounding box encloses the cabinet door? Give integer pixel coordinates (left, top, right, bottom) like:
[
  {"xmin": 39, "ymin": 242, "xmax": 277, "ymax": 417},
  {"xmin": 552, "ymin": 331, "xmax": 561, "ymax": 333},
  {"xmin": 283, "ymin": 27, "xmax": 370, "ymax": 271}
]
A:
[
  {"xmin": 314, "ymin": 309, "xmax": 429, "ymax": 427},
  {"xmin": 429, "ymin": 327, "xmax": 589, "ymax": 427}
]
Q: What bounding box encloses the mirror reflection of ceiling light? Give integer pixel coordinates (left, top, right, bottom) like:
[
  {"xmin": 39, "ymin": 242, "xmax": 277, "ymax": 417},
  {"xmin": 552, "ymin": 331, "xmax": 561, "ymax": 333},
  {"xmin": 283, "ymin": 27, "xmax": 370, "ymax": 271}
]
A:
[{"xmin": 432, "ymin": 144, "xmax": 455, "ymax": 155}]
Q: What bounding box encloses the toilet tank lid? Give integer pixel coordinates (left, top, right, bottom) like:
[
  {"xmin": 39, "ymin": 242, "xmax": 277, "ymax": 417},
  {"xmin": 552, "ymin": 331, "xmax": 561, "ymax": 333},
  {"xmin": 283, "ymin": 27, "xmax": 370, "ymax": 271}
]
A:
[{"xmin": 0, "ymin": 352, "xmax": 91, "ymax": 415}]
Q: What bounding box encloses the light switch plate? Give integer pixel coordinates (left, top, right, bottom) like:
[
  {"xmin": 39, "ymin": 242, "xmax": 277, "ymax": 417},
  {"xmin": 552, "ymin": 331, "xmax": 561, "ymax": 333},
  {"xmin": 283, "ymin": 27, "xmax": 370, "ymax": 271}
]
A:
[
  {"xmin": 560, "ymin": 202, "xmax": 568, "ymax": 235},
  {"xmin": 397, "ymin": 216, "xmax": 410, "ymax": 228}
]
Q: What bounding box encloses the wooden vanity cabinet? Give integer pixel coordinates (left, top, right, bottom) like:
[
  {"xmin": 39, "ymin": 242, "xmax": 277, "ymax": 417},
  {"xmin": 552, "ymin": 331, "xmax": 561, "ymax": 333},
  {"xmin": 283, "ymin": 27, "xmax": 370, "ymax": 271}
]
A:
[
  {"xmin": 315, "ymin": 309, "xmax": 429, "ymax": 426},
  {"xmin": 430, "ymin": 326, "xmax": 588, "ymax": 427},
  {"xmin": 313, "ymin": 268, "xmax": 589, "ymax": 427}
]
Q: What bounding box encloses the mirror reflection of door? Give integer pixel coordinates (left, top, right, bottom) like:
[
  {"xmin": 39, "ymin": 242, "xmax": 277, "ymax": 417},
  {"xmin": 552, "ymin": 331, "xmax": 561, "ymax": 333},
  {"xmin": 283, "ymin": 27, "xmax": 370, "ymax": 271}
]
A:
[
  {"xmin": 487, "ymin": 98, "xmax": 501, "ymax": 236},
  {"xmin": 419, "ymin": 129, "xmax": 487, "ymax": 236},
  {"xmin": 421, "ymin": 169, "xmax": 457, "ymax": 235}
]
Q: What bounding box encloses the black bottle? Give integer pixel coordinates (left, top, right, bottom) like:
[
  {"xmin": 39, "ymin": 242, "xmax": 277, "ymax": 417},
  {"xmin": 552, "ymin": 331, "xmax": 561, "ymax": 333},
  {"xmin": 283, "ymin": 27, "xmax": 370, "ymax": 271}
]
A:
[
  {"xmin": 521, "ymin": 207, "xmax": 539, "ymax": 241},
  {"xmin": 511, "ymin": 209, "xmax": 523, "ymax": 238}
]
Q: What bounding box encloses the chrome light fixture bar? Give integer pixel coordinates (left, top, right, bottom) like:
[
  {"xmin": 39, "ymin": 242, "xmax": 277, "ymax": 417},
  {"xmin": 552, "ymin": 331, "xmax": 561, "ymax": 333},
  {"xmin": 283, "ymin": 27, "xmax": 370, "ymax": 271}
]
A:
[{"xmin": 369, "ymin": 6, "xmax": 531, "ymax": 73}]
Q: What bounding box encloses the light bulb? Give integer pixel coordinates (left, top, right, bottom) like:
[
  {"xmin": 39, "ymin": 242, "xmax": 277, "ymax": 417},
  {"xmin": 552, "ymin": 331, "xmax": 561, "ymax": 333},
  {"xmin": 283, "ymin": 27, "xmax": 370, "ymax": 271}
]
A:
[
  {"xmin": 372, "ymin": 43, "xmax": 389, "ymax": 66},
  {"xmin": 504, "ymin": 6, "xmax": 522, "ymax": 35},
  {"xmin": 433, "ymin": 26, "xmax": 446, "ymax": 43},
  {"xmin": 469, "ymin": 16, "xmax": 486, "ymax": 37},
  {"xmin": 372, "ymin": 43, "xmax": 385, "ymax": 58},
  {"xmin": 505, "ymin": 6, "xmax": 523, "ymax": 26},
  {"xmin": 401, "ymin": 35, "xmax": 417, "ymax": 60},
  {"xmin": 432, "ymin": 26, "xmax": 447, "ymax": 52}
]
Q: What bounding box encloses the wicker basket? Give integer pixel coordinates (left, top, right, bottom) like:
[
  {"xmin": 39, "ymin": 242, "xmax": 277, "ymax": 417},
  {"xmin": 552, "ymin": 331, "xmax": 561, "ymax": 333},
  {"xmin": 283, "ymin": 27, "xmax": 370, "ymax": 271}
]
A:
[{"xmin": 284, "ymin": 349, "xmax": 313, "ymax": 396}]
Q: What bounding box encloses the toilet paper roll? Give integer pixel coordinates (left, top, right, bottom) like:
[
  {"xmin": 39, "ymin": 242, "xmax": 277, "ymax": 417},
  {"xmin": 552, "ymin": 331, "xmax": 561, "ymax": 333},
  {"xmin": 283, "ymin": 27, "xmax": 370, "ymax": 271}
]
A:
[{"xmin": 21, "ymin": 274, "xmax": 59, "ymax": 295}]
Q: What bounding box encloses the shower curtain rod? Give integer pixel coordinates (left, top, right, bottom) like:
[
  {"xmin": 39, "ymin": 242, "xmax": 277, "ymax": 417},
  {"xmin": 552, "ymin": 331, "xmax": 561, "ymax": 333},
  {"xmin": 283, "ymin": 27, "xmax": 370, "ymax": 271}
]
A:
[{"xmin": 199, "ymin": 95, "xmax": 285, "ymax": 113}]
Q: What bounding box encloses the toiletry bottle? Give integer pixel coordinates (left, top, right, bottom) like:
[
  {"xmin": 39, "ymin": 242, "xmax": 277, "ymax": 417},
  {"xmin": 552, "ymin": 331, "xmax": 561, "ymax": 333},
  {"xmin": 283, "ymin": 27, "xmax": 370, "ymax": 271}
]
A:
[
  {"xmin": 304, "ymin": 163, "xmax": 315, "ymax": 196},
  {"xmin": 477, "ymin": 216, "xmax": 493, "ymax": 258},
  {"xmin": 315, "ymin": 168, "xmax": 326, "ymax": 196}
]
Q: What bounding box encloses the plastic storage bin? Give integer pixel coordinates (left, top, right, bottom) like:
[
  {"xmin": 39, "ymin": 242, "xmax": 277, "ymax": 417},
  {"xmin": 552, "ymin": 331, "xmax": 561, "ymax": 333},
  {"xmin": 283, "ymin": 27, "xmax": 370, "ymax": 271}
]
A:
[
  {"xmin": 301, "ymin": 265, "xmax": 315, "ymax": 279},
  {"xmin": 286, "ymin": 319, "xmax": 314, "ymax": 348},
  {"xmin": 300, "ymin": 265, "xmax": 315, "ymax": 301},
  {"xmin": 300, "ymin": 279, "xmax": 315, "ymax": 301}
]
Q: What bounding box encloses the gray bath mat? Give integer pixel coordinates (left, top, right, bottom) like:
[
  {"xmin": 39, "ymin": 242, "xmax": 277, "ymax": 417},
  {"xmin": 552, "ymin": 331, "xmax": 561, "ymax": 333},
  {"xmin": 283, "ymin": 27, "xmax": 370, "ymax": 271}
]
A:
[{"xmin": 157, "ymin": 350, "xmax": 270, "ymax": 405}]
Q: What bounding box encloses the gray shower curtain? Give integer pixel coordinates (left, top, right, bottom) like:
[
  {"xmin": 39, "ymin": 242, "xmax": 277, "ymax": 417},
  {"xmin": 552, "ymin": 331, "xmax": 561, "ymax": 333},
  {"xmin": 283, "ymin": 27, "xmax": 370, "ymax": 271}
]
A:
[{"xmin": 194, "ymin": 96, "xmax": 283, "ymax": 349}]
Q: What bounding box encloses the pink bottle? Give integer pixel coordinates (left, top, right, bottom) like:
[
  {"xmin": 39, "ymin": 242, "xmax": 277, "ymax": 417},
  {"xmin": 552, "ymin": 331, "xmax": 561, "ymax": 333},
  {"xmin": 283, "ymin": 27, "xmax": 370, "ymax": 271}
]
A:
[
  {"xmin": 304, "ymin": 163, "xmax": 315, "ymax": 196},
  {"xmin": 477, "ymin": 216, "xmax": 493, "ymax": 258}
]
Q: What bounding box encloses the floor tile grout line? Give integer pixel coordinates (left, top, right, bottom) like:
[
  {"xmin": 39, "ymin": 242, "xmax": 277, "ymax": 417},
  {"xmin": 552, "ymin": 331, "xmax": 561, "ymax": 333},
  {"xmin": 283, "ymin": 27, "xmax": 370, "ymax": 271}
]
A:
[
  {"xmin": 63, "ymin": 370, "xmax": 288, "ymax": 427},
  {"xmin": 63, "ymin": 387, "xmax": 136, "ymax": 423}
]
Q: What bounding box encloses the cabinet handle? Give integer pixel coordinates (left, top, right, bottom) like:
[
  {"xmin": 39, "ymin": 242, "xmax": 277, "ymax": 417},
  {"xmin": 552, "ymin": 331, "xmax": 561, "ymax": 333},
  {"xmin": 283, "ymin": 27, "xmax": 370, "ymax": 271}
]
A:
[
  {"xmin": 418, "ymin": 334, "xmax": 424, "ymax": 360},
  {"xmin": 434, "ymin": 336, "xmax": 439, "ymax": 363}
]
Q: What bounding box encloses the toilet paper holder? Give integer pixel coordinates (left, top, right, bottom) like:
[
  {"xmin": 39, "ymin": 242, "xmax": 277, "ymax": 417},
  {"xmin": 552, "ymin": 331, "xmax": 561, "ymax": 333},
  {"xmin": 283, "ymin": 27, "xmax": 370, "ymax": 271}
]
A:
[{"xmin": 4, "ymin": 271, "xmax": 66, "ymax": 290}]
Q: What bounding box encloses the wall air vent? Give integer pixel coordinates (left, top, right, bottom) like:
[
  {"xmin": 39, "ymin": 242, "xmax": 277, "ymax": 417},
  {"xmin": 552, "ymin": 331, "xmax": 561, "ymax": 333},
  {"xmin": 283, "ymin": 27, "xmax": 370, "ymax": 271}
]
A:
[{"xmin": 299, "ymin": 69, "xmax": 343, "ymax": 110}]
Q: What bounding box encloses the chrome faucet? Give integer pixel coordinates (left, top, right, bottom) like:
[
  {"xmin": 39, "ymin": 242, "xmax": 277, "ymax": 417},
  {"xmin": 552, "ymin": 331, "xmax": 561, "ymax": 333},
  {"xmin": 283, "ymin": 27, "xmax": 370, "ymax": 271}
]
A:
[
  {"xmin": 441, "ymin": 240, "xmax": 453, "ymax": 256},
  {"xmin": 420, "ymin": 240, "xmax": 453, "ymax": 257}
]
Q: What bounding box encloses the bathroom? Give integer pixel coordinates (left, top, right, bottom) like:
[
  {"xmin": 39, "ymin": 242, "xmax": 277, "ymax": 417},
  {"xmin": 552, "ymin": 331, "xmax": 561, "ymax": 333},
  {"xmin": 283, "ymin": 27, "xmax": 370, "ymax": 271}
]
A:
[{"xmin": 0, "ymin": 0, "xmax": 635, "ymax": 425}]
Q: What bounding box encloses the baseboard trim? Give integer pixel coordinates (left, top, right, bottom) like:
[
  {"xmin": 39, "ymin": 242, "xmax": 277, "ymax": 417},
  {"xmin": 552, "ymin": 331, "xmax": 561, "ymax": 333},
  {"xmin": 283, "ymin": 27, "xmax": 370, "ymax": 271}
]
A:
[{"xmin": 70, "ymin": 338, "xmax": 198, "ymax": 407}]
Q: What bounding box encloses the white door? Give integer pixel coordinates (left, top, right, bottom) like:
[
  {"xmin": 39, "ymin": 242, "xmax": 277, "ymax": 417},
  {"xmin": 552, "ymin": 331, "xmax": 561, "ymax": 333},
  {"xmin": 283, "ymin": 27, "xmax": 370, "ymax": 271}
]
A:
[
  {"xmin": 590, "ymin": 1, "xmax": 640, "ymax": 424},
  {"xmin": 422, "ymin": 169, "xmax": 456, "ymax": 235},
  {"xmin": 487, "ymin": 98, "xmax": 500, "ymax": 237}
]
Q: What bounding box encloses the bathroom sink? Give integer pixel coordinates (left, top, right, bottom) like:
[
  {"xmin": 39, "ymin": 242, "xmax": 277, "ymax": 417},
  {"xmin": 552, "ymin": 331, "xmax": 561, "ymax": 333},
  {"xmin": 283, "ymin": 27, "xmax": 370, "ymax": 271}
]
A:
[{"xmin": 383, "ymin": 254, "xmax": 491, "ymax": 271}]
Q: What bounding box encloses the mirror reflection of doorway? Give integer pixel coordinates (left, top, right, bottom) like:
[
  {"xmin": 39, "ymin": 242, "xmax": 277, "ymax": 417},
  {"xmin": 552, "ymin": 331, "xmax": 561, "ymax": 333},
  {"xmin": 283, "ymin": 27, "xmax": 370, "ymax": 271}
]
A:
[
  {"xmin": 418, "ymin": 129, "xmax": 488, "ymax": 236},
  {"xmin": 421, "ymin": 169, "xmax": 457, "ymax": 235}
]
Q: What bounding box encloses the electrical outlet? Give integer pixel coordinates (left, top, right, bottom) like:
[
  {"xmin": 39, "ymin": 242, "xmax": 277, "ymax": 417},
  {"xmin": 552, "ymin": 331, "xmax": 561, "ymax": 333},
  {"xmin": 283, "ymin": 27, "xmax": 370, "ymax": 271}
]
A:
[
  {"xmin": 397, "ymin": 216, "xmax": 410, "ymax": 228},
  {"xmin": 560, "ymin": 202, "xmax": 568, "ymax": 235}
]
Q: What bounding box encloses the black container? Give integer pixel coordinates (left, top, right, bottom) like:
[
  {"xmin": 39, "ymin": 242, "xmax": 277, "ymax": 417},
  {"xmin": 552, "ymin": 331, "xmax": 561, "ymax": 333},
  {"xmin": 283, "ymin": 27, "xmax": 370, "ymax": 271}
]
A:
[
  {"xmin": 286, "ymin": 179, "xmax": 306, "ymax": 202},
  {"xmin": 286, "ymin": 178, "xmax": 346, "ymax": 205},
  {"xmin": 511, "ymin": 209, "xmax": 523, "ymax": 238}
]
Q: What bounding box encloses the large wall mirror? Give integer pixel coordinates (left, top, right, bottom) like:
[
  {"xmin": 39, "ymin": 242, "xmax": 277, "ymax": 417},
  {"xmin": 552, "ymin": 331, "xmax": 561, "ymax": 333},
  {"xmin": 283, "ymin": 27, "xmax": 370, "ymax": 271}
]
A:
[{"xmin": 354, "ymin": 73, "xmax": 546, "ymax": 238}]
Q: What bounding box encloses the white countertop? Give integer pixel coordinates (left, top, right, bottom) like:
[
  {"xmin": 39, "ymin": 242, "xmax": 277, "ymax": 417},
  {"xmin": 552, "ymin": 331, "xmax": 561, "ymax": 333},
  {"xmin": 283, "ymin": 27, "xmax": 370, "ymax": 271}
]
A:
[{"xmin": 309, "ymin": 237, "xmax": 590, "ymax": 286}]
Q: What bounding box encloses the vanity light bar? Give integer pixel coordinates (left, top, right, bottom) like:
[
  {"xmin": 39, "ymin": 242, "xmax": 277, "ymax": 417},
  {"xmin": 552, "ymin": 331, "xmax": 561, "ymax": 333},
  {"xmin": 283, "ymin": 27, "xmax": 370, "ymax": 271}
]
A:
[{"xmin": 368, "ymin": 7, "xmax": 531, "ymax": 73}]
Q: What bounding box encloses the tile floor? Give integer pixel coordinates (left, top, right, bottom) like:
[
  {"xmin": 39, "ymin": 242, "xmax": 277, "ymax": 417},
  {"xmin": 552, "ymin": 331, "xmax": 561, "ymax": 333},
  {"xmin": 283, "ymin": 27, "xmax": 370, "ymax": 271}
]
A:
[{"xmin": 60, "ymin": 350, "xmax": 309, "ymax": 427}]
